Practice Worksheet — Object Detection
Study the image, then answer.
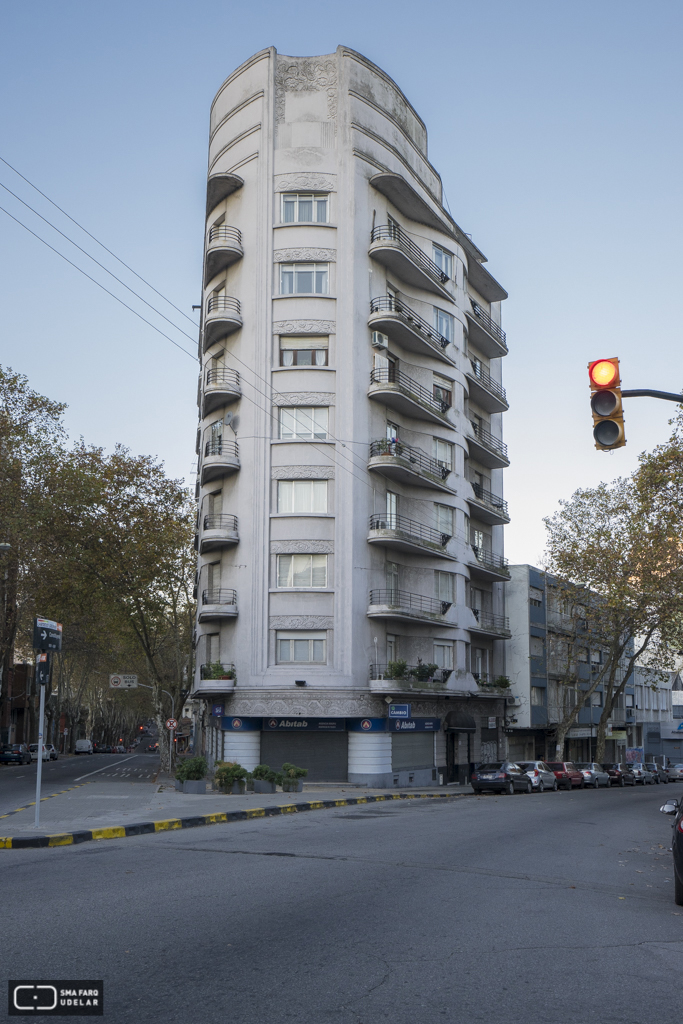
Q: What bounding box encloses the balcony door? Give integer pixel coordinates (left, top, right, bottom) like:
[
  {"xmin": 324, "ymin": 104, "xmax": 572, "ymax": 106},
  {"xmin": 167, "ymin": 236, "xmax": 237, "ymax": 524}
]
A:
[
  {"xmin": 386, "ymin": 491, "xmax": 398, "ymax": 529},
  {"xmin": 386, "ymin": 561, "xmax": 399, "ymax": 601}
]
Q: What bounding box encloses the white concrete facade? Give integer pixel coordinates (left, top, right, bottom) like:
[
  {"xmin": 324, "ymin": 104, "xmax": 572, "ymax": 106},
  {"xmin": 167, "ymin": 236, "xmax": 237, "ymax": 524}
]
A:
[{"xmin": 192, "ymin": 47, "xmax": 509, "ymax": 784}]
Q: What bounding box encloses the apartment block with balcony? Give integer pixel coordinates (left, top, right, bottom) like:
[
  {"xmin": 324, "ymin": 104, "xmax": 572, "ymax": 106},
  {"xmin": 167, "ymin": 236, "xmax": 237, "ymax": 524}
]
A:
[{"xmin": 192, "ymin": 47, "xmax": 510, "ymax": 786}]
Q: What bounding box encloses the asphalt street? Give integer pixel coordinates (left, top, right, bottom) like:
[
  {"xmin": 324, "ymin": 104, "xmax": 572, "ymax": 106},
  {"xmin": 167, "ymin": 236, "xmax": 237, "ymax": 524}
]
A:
[
  {"xmin": 4, "ymin": 780, "xmax": 682, "ymax": 1024},
  {"xmin": 0, "ymin": 751, "xmax": 160, "ymax": 816}
]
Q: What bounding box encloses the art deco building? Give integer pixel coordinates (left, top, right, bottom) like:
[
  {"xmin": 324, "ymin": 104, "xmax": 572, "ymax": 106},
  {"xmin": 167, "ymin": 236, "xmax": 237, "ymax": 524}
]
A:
[{"xmin": 192, "ymin": 46, "xmax": 511, "ymax": 785}]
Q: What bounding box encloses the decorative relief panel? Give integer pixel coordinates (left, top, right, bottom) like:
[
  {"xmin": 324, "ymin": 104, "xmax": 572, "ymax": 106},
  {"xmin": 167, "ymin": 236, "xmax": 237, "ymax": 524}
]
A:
[
  {"xmin": 269, "ymin": 616, "xmax": 334, "ymax": 629},
  {"xmin": 271, "ymin": 392, "xmax": 335, "ymax": 406},
  {"xmin": 274, "ymin": 173, "xmax": 336, "ymax": 192},
  {"xmin": 272, "ymin": 320, "xmax": 336, "ymax": 335},
  {"xmin": 270, "ymin": 541, "xmax": 333, "ymax": 555},
  {"xmin": 229, "ymin": 695, "xmax": 384, "ymax": 717},
  {"xmin": 275, "ymin": 57, "xmax": 338, "ymax": 127},
  {"xmin": 273, "ymin": 248, "xmax": 336, "ymax": 263},
  {"xmin": 271, "ymin": 466, "xmax": 334, "ymax": 479}
]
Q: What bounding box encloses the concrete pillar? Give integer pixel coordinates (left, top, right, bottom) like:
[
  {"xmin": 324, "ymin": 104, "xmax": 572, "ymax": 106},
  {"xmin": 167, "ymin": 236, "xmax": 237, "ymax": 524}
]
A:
[
  {"xmin": 222, "ymin": 730, "xmax": 260, "ymax": 770},
  {"xmin": 348, "ymin": 732, "xmax": 392, "ymax": 787}
]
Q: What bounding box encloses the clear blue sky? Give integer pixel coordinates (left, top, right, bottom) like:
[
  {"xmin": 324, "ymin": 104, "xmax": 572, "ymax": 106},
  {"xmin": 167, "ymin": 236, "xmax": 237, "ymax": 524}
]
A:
[{"xmin": 1, "ymin": 0, "xmax": 681, "ymax": 563}]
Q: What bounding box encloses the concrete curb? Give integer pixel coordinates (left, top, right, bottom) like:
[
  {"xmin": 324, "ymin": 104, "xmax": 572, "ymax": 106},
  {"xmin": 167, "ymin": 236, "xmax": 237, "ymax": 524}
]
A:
[{"xmin": 0, "ymin": 791, "xmax": 466, "ymax": 849}]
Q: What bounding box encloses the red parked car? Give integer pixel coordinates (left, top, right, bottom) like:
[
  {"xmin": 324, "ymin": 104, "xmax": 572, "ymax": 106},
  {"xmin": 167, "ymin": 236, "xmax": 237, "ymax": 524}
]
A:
[{"xmin": 546, "ymin": 761, "xmax": 585, "ymax": 790}]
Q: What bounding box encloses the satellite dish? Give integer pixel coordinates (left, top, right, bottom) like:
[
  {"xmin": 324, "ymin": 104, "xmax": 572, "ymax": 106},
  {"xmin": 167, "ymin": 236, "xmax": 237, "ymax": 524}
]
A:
[{"xmin": 224, "ymin": 411, "xmax": 233, "ymax": 426}]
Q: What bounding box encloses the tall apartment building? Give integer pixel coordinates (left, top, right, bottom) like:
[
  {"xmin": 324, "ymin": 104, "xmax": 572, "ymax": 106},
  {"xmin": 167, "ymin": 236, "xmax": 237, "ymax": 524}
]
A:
[{"xmin": 192, "ymin": 46, "xmax": 510, "ymax": 786}]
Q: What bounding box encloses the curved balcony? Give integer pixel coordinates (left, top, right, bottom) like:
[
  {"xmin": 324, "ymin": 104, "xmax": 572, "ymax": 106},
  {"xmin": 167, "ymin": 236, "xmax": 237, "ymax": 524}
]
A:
[
  {"xmin": 205, "ymin": 225, "xmax": 243, "ymax": 281},
  {"xmin": 198, "ymin": 588, "xmax": 238, "ymax": 623},
  {"xmin": 468, "ymin": 421, "xmax": 509, "ymax": 469},
  {"xmin": 193, "ymin": 663, "xmax": 236, "ymax": 697},
  {"xmin": 468, "ymin": 608, "xmax": 511, "ymax": 638},
  {"xmin": 368, "ymin": 367, "xmax": 454, "ymax": 428},
  {"xmin": 465, "ymin": 302, "xmax": 507, "ymax": 358},
  {"xmin": 369, "ymin": 296, "xmax": 453, "ymax": 365},
  {"xmin": 204, "ymin": 295, "xmax": 242, "ymax": 351},
  {"xmin": 368, "ymin": 513, "xmax": 453, "ymax": 558},
  {"xmin": 199, "ymin": 514, "xmax": 239, "ymax": 554},
  {"xmin": 367, "ymin": 439, "xmax": 453, "ymax": 493},
  {"xmin": 466, "ymin": 362, "xmax": 508, "ymax": 414},
  {"xmin": 206, "ymin": 172, "xmax": 243, "ymax": 215},
  {"xmin": 201, "ymin": 368, "xmax": 241, "ymax": 417},
  {"xmin": 369, "ymin": 663, "xmax": 452, "ymax": 694},
  {"xmin": 466, "ymin": 483, "xmax": 510, "ymax": 526},
  {"xmin": 467, "ymin": 546, "xmax": 510, "ymax": 582},
  {"xmin": 200, "ymin": 438, "xmax": 240, "ymax": 485},
  {"xmin": 369, "ymin": 226, "xmax": 451, "ymax": 298},
  {"xmin": 368, "ymin": 588, "xmax": 452, "ymax": 624}
]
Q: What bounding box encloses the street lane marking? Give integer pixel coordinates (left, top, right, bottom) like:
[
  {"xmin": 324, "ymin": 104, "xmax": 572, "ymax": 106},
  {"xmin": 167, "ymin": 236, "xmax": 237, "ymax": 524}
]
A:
[{"xmin": 74, "ymin": 755, "xmax": 138, "ymax": 782}]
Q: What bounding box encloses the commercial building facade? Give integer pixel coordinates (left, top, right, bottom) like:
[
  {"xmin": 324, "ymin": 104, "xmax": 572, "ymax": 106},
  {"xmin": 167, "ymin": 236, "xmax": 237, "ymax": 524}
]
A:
[{"xmin": 192, "ymin": 47, "xmax": 510, "ymax": 785}]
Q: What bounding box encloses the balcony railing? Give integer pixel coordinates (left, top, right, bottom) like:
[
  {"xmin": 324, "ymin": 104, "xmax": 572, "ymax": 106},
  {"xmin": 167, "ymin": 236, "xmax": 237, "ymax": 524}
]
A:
[
  {"xmin": 470, "ymin": 483, "xmax": 509, "ymax": 518},
  {"xmin": 204, "ymin": 438, "xmax": 239, "ymax": 459},
  {"xmin": 371, "ymin": 225, "xmax": 449, "ymax": 286},
  {"xmin": 369, "ymin": 513, "xmax": 451, "ymax": 547},
  {"xmin": 202, "ymin": 588, "xmax": 237, "ymax": 607},
  {"xmin": 469, "ymin": 421, "xmax": 508, "ymax": 461},
  {"xmin": 203, "ymin": 513, "xmax": 238, "ymax": 532},
  {"xmin": 206, "ymin": 368, "xmax": 240, "ymax": 389},
  {"xmin": 207, "ymin": 295, "xmax": 241, "ymax": 316},
  {"xmin": 370, "ymin": 295, "xmax": 449, "ymax": 351},
  {"xmin": 208, "ymin": 225, "xmax": 242, "ymax": 247},
  {"xmin": 469, "ymin": 608, "xmax": 510, "ymax": 633},
  {"xmin": 469, "ymin": 362, "xmax": 507, "ymax": 405},
  {"xmin": 369, "ymin": 439, "xmax": 450, "ymax": 480},
  {"xmin": 199, "ymin": 662, "xmax": 236, "ymax": 681},
  {"xmin": 470, "ymin": 546, "xmax": 510, "ymax": 575},
  {"xmin": 470, "ymin": 301, "xmax": 507, "ymax": 350},
  {"xmin": 370, "ymin": 367, "xmax": 450, "ymax": 417},
  {"xmin": 369, "ymin": 589, "xmax": 451, "ymax": 616},
  {"xmin": 370, "ymin": 663, "xmax": 453, "ymax": 684}
]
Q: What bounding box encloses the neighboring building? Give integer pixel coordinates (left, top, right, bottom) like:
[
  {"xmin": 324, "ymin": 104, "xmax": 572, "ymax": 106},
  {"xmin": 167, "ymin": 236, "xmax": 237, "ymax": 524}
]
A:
[
  {"xmin": 506, "ymin": 565, "xmax": 636, "ymax": 763},
  {"xmin": 192, "ymin": 46, "xmax": 510, "ymax": 786},
  {"xmin": 634, "ymin": 667, "xmax": 678, "ymax": 762},
  {"xmin": 0, "ymin": 663, "xmax": 33, "ymax": 746}
]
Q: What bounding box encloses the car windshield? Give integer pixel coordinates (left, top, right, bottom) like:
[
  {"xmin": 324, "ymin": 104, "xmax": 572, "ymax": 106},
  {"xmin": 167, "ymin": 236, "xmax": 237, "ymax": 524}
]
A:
[
  {"xmin": 575, "ymin": 763, "xmax": 592, "ymax": 769},
  {"xmin": 477, "ymin": 763, "xmax": 504, "ymax": 771},
  {"xmin": 546, "ymin": 763, "xmax": 565, "ymax": 770}
]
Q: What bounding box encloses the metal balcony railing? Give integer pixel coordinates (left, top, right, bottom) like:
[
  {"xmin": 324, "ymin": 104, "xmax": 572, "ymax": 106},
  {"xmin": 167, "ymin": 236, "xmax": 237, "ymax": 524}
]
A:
[
  {"xmin": 370, "ymin": 296, "xmax": 449, "ymax": 350},
  {"xmin": 208, "ymin": 224, "xmax": 242, "ymax": 247},
  {"xmin": 369, "ymin": 513, "xmax": 451, "ymax": 547},
  {"xmin": 207, "ymin": 295, "xmax": 241, "ymax": 316},
  {"xmin": 206, "ymin": 368, "xmax": 240, "ymax": 389},
  {"xmin": 201, "ymin": 588, "xmax": 237, "ymax": 607},
  {"xmin": 469, "ymin": 421, "xmax": 508, "ymax": 460},
  {"xmin": 204, "ymin": 438, "xmax": 239, "ymax": 459},
  {"xmin": 470, "ymin": 483, "xmax": 509, "ymax": 517},
  {"xmin": 371, "ymin": 225, "xmax": 449, "ymax": 285},
  {"xmin": 470, "ymin": 301, "xmax": 507, "ymax": 350},
  {"xmin": 469, "ymin": 608, "xmax": 510, "ymax": 632},
  {"xmin": 203, "ymin": 513, "xmax": 238, "ymax": 532},
  {"xmin": 469, "ymin": 362, "xmax": 507, "ymax": 404},
  {"xmin": 370, "ymin": 367, "xmax": 450, "ymax": 417},
  {"xmin": 470, "ymin": 546, "xmax": 510, "ymax": 574},
  {"xmin": 199, "ymin": 662, "xmax": 236, "ymax": 681},
  {"xmin": 369, "ymin": 589, "xmax": 451, "ymax": 616},
  {"xmin": 370, "ymin": 663, "xmax": 453, "ymax": 683},
  {"xmin": 369, "ymin": 439, "xmax": 450, "ymax": 480}
]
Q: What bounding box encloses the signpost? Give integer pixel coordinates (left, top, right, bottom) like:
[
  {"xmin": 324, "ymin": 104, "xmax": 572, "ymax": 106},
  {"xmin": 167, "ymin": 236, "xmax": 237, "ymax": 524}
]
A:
[
  {"xmin": 33, "ymin": 617, "xmax": 62, "ymax": 652},
  {"xmin": 109, "ymin": 674, "xmax": 138, "ymax": 689},
  {"xmin": 166, "ymin": 718, "xmax": 177, "ymax": 760},
  {"xmin": 33, "ymin": 617, "xmax": 61, "ymax": 829}
]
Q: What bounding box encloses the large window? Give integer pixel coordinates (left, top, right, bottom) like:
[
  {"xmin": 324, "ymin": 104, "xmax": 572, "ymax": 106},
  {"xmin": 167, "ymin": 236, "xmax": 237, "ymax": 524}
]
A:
[
  {"xmin": 279, "ymin": 406, "xmax": 328, "ymax": 440},
  {"xmin": 277, "ymin": 554, "xmax": 327, "ymax": 588},
  {"xmin": 281, "ymin": 194, "xmax": 329, "ymax": 223},
  {"xmin": 435, "ymin": 571, "xmax": 455, "ymax": 603},
  {"xmin": 433, "ymin": 437, "xmax": 453, "ymax": 472},
  {"xmin": 433, "ymin": 374, "xmax": 453, "ymax": 408},
  {"xmin": 277, "ymin": 480, "xmax": 328, "ymax": 513},
  {"xmin": 433, "ymin": 642, "xmax": 453, "ymax": 670},
  {"xmin": 280, "ymin": 263, "xmax": 329, "ymax": 295},
  {"xmin": 277, "ymin": 631, "xmax": 327, "ymax": 663},
  {"xmin": 435, "ymin": 504, "xmax": 454, "ymax": 537},
  {"xmin": 432, "ymin": 245, "xmax": 453, "ymax": 280},
  {"xmin": 531, "ymin": 686, "xmax": 546, "ymax": 706},
  {"xmin": 434, "ymin": 308, "xmax": 454, "ymax": 343},
  {"xmin": 279, "ymin": 336, "xmax": 328, "ymax": 366}
]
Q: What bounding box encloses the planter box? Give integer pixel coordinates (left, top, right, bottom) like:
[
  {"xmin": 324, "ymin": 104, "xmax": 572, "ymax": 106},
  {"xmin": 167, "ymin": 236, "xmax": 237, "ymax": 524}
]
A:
[
  {"xmin": 253, "ymin": 780, "xmax": 277, "ymax": 794},
  {"xmin": 181, "ymin": 779, "xmax": 208, "ymax": 794},
  {"xmin": 282, "ymin": 779, "xmax": 304, "ymax": 793},
  {"xmin": 231, "ymin": 780, "xmax": 246, "ymax": 795},
  {"xmin": 246, "ymin": 779, "xmax": 254, "ymax": 792}
]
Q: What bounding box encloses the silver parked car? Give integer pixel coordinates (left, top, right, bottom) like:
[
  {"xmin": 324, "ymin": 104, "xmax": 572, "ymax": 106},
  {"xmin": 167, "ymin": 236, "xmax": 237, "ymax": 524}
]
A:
[
  {"xmin": 575, "ymin": 763, "xmax": 611, "ymax": 788},
  {"xmin": 667, "ymin": 764, "xmax": 683, "ymax": 782},
  {"xmin": 517, "ymin": 761, "xmax": 559, "ymax": 793},
  {"xmin": 630, "ymin": 763, "xmax": 654, "ymax": 784}
]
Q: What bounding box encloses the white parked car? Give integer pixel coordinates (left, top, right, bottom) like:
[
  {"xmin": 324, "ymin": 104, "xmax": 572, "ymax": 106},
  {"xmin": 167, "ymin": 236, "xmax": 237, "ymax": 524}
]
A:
[
  {"xmin": 668, "ymin": 764, "xmax": 683, "ymax": 782},
  {"xmin": 517, "ymin": 761, "xmax": 559, "ymax": 792},
  {"xmin": 75, "ymin": 739, "xmax": 94, "ymax": 755},
  {"xmin": 45, "ymin": 744, "xmax": 58, "ymax": 760},
  {"xmin": 575, "ymin": 763, "xmax": 611, "ymax": 788},
  {"xmin": 28, "ymin": 744, "xmax": 50, "ymax": 761}
]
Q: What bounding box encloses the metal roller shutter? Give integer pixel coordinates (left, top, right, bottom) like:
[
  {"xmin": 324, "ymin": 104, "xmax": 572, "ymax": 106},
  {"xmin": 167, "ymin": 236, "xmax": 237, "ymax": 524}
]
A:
[
  {"xmin": 260, "ymin": 732, "xmax": 348, "ymax": 782},
  {"xmin": 392, "ymin": 733, "xmax": 434, "ymax": 771}
]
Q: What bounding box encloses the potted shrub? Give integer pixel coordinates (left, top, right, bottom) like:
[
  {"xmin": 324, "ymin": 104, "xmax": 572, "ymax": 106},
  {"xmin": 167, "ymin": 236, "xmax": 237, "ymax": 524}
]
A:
[
  {"xmin": 175, "ymin": 755, "xmax": 208, "ymax": 794},
  {"xmin": 386, "ymin": 659, "xmax": 407, "ymax": 680},
  {"xmin": 251, "ymin": 764, "xmax": 283, "ymax": 794},
  {"xmin": 215, "ymin": 761, "xmax": 248, "ymax": 794},
  {"xmin": 205, "ymin": 662, "xmax": 235, "ymax": 681},
  {"xmin": 281, "ymin": 763, "xmax": 308, "ymax": 793},
  {"xmin": 410, "ymin": 661, "xmax": 439, "ymax": 683}
]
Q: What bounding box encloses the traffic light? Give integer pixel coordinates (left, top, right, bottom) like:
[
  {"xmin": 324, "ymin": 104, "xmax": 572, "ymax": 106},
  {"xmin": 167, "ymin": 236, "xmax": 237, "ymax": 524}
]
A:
[{"xmin": 588, "ymin": 358, "xmax": 626, "ymax": 450}]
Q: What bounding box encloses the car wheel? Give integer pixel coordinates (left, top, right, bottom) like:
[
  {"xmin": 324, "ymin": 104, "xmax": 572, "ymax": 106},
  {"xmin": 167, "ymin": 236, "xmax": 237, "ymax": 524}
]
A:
[
  {"xmin": 655, "ymin": 777, "xmax": 660, "ymax": 784},
  {"xmin": 675, "ymin": 871, "xmax": 683, "ymax": 907},
  {"xmin": 580, "ymin": 781, "xmax": 585, "ymax": 789},
  {"xmin": 538, "ymin": 782, "xmax": 544, "ymax": 793},
  {"xmin": 506, "ymin": 781, "xmax": 514, "ymax": 795},
  {"xmin": 565, "ymin": 782, "xmax": 572, "ymax": 791},
  {"xmin": 619, "ymin": 777, "xmax": 625, "ymax": 787},
  {"xmin": 472, "ymin": 787, "xmax": 481, "ymax": 794},
  {"xmin": 593, "ymin": 779, "xmax": 599, "ymax": 789},
  {"xmin": 525, "ymin": 782, "xmax": 532, "ymax": 794},
  {"xmin": 552, "ymin": 780, "xmax": 558, "ymax": 792}
]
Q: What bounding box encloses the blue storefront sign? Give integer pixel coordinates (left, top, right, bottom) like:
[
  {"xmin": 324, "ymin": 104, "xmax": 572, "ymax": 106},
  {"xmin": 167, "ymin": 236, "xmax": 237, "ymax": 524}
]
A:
[
  {"xmin": 388, "ymin": 703, "xmax": 411, "ymax": 719},
  {"xmin": 221, "ymin": 716, "xmax": 262, "ymax": 731},
  {"xmin": 388, "ymin": 718, "xmax": 441, "ymax": 732},
  {"xmin": 347, "ymin": 718, "xmax": 387, "ymax": 732},
  {"xmin": 263, "ymin": 717, "xmax": 345, "ymax": 731}
]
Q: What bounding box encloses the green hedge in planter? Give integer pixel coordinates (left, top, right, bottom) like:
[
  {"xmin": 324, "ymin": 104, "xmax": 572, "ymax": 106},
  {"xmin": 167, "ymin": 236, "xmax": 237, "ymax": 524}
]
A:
[
  {"xmin": 282, "ymin": 762, "xmax": 308, "ymax": 780},
  {"xmin": 175, "ymin": 756, "xmax": 207, "ymax": 782},
  {"xmin": 214, "ymin": 762, "xmax": 247, "ymax": 790},
  {"xmin": 252, "ymin": 763, "xmax": 284, "ymax": 785}
]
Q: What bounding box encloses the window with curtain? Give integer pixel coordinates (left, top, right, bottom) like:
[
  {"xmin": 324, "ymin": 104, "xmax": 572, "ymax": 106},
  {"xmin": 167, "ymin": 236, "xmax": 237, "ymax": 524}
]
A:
[
  {"xmin": 281, "ymin": 194, "xmax": 329, "ymax": 223},
  {"xmin": 433, "ymin": 642, "xmax": 453, "ymax": 670},
  {"xmin": 280, "ymin": 263, "xmax": 329, "ymax": 294},
  {"xmin": 434, "ymin": 571, "xmax": 455, "ymax": 603},
  {"xmin": 279, "ymin": 407, "xmax": 328, "ymax": 440},
  {"xmin": 432, "ymin": 245, "xmax": 453, "ymax": 279},
  {"xmin": 434, "ymin": 308, "xmax": 454, "ymax": 343},
  {"xmin": 433, "ymin": 437, "xmax": 453, "ymax": 471},
  {"xmin": 433, "ymin": 373, "xmax": 453, "ymax": 407},
  {"xmin": 276, "ymin": 632, "xmax": 327, "ymax": 663},
  {"xmin": 277, "ymin": 554, "xmax": 327, "ymax": 588},
  {"xmin": 279, "ymin": 337, "xmax": 329, "ymax": 366},
  {"xmin": 435, "ymin": 504, "xmax": 454, "ymax": 537},
  {"xmin": 277, "ymin": 480, "xmax": 327, "ymax": 513}
]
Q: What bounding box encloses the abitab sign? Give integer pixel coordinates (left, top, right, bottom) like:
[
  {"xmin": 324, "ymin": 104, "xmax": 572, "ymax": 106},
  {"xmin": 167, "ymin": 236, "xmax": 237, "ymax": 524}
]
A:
[{"xmin": 660, "ymin": 722, "xmax": 683, "ymax": 739}]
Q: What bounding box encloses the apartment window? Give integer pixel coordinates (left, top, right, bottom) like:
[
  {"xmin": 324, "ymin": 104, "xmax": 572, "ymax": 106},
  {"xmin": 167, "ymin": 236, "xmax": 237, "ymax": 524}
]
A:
[
  {"xmin": 205, "ymin": 633, "xmax": 220, "ymax": 665},
  {"xmin": 386, "ymin": 634, "xmax": 397, "ymax": 662},
  {"xmin": 435, "ymin": 504, "xmax": 454, "ymax": 537},
  {"xmin": 590, "ymin": 650, "xmax": 602, "ymax": 664},
  {"xmin": 577, "ymin": 647, "xmax": 589, "ymax": 663},
  {"xmin": 529, "ymin": 587, "xmax": 543, "ymax": 608},
  {"xmin": 277, "ymin": 554, "xmax": 327, "ymax": 588},
  {"xmin": 471, "ymin": 527, "xmax": 485, "ymax": 550},
  {"xmin": 433, "ymin": 642, "xmax": 453, "ymax": 670},
  {"xmin": 432, "ymin": 245, "xmax": 453, "ymax": 280},
  {"xmin": 279, "ymin": 337, "xmax": 328, "ymax": 366},
  {"xmin": 386, "ymin": 491, "xmax": 398, "ymax": 526},
  {"xmin": 435, "ymin": 571, "xmax": 455, "ymax": 603},
  {"xmin": 473, "ymin": 647, "xmax": 489, "ymax": 680},
  {"xmin": 530, "ymin": 637, "xmax": 544, "ymax": 659},
  {"xmin": 277, "ymin": 631, "xmax": 327, "ymax": 663},
  {"xmin": 531, "ymin": 686, "xmax": 546, "ymax": 706},
  {"xmin": 625, "ymin": 693, "xmax": 634, "ymax": 708},
  {"xmin": 281, "ymin": 193, "xmax": 328, "ymax": 223},
  {"xmin": 589, "ymin": 691, "xmax": 603, "ymax": 707},
  {"xmin": 386, "ymin": 561, "xmax": 400, "ymax": 596},
  {"xmin": 279, "ymin": 406, "xmax": 328, "ymax": 440},
  {"xmin": 563, "ymin": 687, "xmax": 577, "ymax": 712},
  {"xmin": 433, "ymin": 373, "xmax": 452, "ymax": 408},
  {"xmin": 433, "ymin": 437, "xmax": 453, "ymax": 472},
  {"xmin": 280, "ymin": 263, "xmax": 329, "ymax": 295},
  {"xmin": 277, "ymin": 480, "xmax": 327, "ymax": 513},
  {"xmin": 434, "ymin": 308, "xmax": 454, "ymax": 343}
]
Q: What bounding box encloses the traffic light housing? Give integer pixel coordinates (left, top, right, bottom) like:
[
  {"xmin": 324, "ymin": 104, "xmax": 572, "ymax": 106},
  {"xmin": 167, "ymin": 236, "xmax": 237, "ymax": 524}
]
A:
[{"xmin": 588, "ymin": 358, "xmax": 626, "ymax": 450}]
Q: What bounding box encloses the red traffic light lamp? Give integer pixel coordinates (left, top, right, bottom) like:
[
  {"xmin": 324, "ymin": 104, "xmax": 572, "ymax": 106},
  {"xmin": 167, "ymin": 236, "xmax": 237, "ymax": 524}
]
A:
[{"xmin": 588, "ymin": 357, "xmax": 626, "ymax": 450}]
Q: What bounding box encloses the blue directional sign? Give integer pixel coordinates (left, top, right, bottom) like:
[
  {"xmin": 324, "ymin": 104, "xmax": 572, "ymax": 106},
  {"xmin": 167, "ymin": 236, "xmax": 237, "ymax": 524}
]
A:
[
  {"xmin": 388, "ymin": 703, "xmax": 411, "ymax": 719},
  {"xmin": 33, "ymin": 617, "xmax": 62, "ymax": 652}
]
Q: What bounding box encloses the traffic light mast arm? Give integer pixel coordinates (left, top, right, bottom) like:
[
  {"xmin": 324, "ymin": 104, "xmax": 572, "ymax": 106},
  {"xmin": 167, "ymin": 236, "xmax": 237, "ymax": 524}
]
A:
[{"xmin": 621, "ymin": 390, "xmax": 683, "ymax": 403}]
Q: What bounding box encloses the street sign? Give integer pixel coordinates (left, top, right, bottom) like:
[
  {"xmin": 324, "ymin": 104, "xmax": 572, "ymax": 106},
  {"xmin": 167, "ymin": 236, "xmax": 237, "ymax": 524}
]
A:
[
  {"xmin": 211, "ymin": 703, "xmax": 224, "ymax": 717},
  {"xmin": 388, "ymin": 703, "xmax": 411, "ymax": 719},
  {"xmin": 33, "ymin": 617, "xmax": 62, "ymax": 652},
  {"xmin": 109, "ymin": 674, "xmax": 138, "ymax": 689},
  {"xmin": 165, "ymin": 718, "xmax": 178, "ymax": 730},
  {"xmin": 36, "ymin": 653, "xmax": 50, "ymax": 686}
]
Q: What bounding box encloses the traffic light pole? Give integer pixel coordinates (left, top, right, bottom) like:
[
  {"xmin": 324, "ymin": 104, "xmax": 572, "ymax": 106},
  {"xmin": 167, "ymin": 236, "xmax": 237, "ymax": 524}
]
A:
[{"xmin": 622, "ymin": 390, "xmax": 683, "ymax": 403}]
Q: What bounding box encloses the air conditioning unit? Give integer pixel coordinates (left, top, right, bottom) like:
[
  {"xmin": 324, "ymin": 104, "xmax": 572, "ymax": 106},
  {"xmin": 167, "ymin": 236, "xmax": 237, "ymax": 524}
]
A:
[
  {"xmin": 371, "ymin": 331, "xmax": 389, "ymax": 350},
  {"xmin": 506, "ymin": 695, "xmax": 522, "ymax": 707}
]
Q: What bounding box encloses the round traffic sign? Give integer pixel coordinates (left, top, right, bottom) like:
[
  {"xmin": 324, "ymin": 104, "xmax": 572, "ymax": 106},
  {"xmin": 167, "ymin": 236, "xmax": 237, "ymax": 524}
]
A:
[
  {"xmin": 110, "ymin": 674, "xmax": 123, "ymax": 688},
  {"xmin": 165, "ymin": 718, "xmax": 178, "ymax": 730}
]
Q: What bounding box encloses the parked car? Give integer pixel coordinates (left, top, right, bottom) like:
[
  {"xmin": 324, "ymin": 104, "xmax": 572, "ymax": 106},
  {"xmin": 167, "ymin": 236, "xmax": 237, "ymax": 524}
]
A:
[
  {"xmin": 75, "ymin": 739, "xmax": 93, "ymax": 755},
  {"xmin": 575, "ymin": 763, "xmax": 611, "ymax": 789},
  {"xmin": 547, "ymin": 762, "xmax": 585, "ymax": 790},
  {"xmin": 471, "ymin": 762, "xmax": 533, "ymax": 795},
  {"xmin": 645, "ymin": 762, "xmax": 665, "ymax": 784},
  {"xmin": 517, "ymin": 761, "xmax": 559, "ymax": 792},
  {"xmin": 602, "ymin": 763, "xmax": 636, "ymax": 787},
  {"xmin": 28, "ymin": 743, "xmax": 50, "ymax": 762},
  {"xmin": 668, "ymin": 764, "xmax": 683, "ymax": 782},
  {"xmin": 659, "ymin": 795, "xmax": 683, "ymax": 905},
  {"xmin": 0, "ymin": 743, "xmax": 32, "ymax": 765},
  {"xmin": 630, "ymin": 763, "xmax": 654, "ymax": 784},
  {"xmin": 44, "ymin": 744, "xmax": 58, "ymax": 760}
]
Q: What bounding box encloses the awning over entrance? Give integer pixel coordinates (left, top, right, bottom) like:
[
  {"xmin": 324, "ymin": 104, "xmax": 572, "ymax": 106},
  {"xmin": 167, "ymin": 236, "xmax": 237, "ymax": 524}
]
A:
[{"xmin": 445, "ymin": 709, "xmax": 476, "ymax": 732}]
